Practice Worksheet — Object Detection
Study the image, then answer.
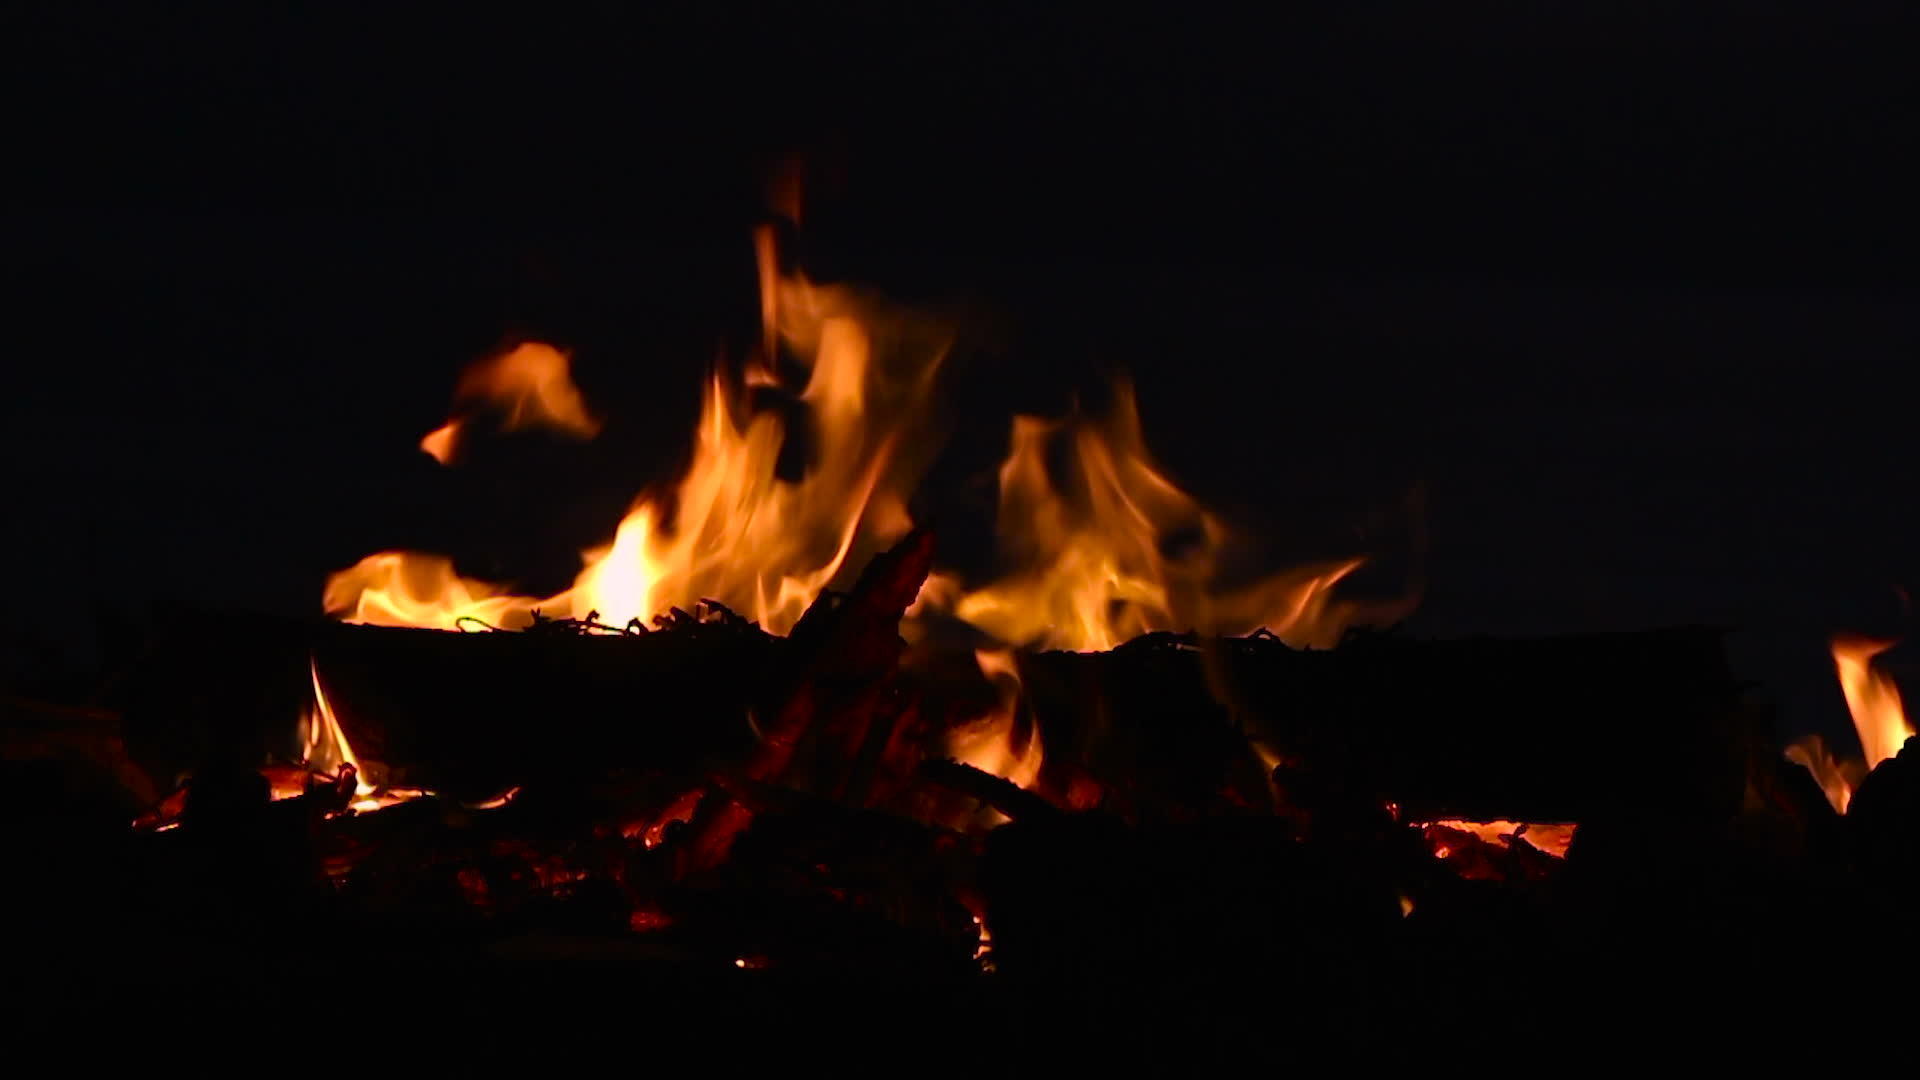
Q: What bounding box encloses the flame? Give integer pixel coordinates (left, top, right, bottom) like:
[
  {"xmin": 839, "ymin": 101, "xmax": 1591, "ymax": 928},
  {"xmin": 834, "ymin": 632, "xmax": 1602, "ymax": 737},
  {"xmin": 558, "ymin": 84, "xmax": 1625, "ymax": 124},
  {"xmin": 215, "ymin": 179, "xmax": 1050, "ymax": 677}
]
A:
[
  {"xmin": 1784, "ymin": 734, "xmax": 1864, "ymax": 815},
  {"xmin": 971, "ymin": 913, "xmax": 997, "ymax": 972},
  {"xmin": 331, "ymin": 187, "xmax": 1404, "ymax": 651},
  {"xmin": 1791, "ymin": 635, "xmax": 1914, "ymax": 814},
  {"xmin": 931, "ymin": 384, "xmax": 1390, "ymax": 652},
  {"xmin": 323, "ymin": 552, "xmax": 548, "ymax": 630},
  {"xmin": 419, "ymin": 422, "xmax": 460, "ymax": 464},
  {"xmin": 330, "ymin": 221, "xmax": 943, "ymax": 636},
  {"xmin": 948, "ymin": 648, "xmax": 1043, "ymax": 809},
  {"xmin": 304, "ymin": 655, "xmax": 372, "ymax": 798},
  {"xmin": 420, "ymin": 342, "xmax": 601, "ymax": 464},
  {"xmin": 303, "ymin": 655, "xmax": 432, "ymax": 812},
  {"xmin": 1833, "ymin": 634, "xmax": 1912, "ymax": 773}
]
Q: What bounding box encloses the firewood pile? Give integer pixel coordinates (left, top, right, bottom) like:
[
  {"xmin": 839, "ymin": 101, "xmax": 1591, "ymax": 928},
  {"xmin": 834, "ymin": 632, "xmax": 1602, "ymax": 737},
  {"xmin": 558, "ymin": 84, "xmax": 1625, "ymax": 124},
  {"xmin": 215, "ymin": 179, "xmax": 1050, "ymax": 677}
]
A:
[{"xmin": 6, "ymin": 531, "xmax": 1917, "ymax": 1063}]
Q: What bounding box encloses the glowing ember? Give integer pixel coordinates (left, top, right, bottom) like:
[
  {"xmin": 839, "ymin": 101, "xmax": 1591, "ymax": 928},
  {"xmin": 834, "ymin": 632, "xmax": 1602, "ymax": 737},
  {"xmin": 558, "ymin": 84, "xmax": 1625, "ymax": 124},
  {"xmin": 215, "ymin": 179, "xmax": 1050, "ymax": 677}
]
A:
[
  {"xmin": 628, "ymin": 910, "xmax": 673, "ymax": 932},
  {"xmin": 419, "ymin": 341, "xmax": 601, "ymax": 465},
  {"xmin": 464, "ymin": 786, "xmax": 522, "ymax": 811},
  {"xmin": 1514, "ymin": 822, "xmax": 1578, "ymax": 859},
  {"xmin": 624, "ymin": 789, "xmax": 705, "ymax": 848},
  {"xmin": 1416, "ymin": 819, "xmax": 1578, "ymax": 859}
]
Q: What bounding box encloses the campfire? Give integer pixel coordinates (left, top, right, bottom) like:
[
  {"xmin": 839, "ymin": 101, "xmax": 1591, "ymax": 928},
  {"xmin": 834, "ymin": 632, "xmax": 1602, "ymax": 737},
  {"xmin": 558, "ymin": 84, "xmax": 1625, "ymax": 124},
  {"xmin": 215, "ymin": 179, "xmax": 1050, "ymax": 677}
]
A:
[{"xmin": 13, "ymin": 183, "xmax": 1918, "ymax": 1063}]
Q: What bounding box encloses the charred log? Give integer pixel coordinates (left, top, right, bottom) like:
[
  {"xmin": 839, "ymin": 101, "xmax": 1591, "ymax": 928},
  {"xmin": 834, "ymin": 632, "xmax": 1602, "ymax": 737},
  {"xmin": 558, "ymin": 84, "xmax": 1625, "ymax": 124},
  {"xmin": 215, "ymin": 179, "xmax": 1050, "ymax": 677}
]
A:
[
  {"xmin": 116, "ymin": 605, "xmax": 780, "ymax": 803},
  {"xmin": 1015, "ymin": 625, "xmax": 1750, "ymax": 828}
]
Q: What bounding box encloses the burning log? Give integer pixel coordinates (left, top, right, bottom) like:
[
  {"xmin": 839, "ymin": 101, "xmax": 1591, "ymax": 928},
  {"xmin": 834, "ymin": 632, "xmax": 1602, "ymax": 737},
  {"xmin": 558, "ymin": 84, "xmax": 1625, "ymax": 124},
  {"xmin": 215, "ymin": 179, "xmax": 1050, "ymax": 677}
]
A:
[
  {"xmin": 117, "ymin": 604, "xmax": 782, "ymax": 803},
  {"xmin": 683, "ymin": 528, "xmax": 937, "ymax": 868}
]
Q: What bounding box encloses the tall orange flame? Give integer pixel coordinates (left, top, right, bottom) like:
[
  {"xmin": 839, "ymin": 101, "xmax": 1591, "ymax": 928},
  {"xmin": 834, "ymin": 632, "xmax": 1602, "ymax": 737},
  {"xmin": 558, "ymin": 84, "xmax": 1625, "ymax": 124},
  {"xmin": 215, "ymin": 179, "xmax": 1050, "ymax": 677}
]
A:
[
  {"xmin": 1832, "ymin": 634, "xmax": 1912, "ymax": 772},
  {"xmin": 420, "ymin": 342, "xmax": 601, "ymax": 465},
  {"xmin": 1789, "ymin": 634, "xmax": 1912, "ymax": 814},
  {"xmin": 329, "ymin": 221, "xmax": 945, "ymax": 636}
]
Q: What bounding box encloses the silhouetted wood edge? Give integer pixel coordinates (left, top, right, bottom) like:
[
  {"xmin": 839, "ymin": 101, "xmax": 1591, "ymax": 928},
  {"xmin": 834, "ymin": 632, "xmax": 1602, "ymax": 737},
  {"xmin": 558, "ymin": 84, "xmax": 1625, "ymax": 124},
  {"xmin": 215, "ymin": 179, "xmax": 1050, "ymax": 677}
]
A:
[
  {"xmin": 1011, "ymin": 625, "xmax": 1752, "ymax": 826},
  {"xmin": 918, "ymin": 758, "xmax": 1062, "ymax": 824},
  {"xmin": 118, "ymin": 605, "xmax": 784, "ymax": 802},
  {"xmin": 117, "ymin": 590, "xmax": 1748, "ymax": 828}
]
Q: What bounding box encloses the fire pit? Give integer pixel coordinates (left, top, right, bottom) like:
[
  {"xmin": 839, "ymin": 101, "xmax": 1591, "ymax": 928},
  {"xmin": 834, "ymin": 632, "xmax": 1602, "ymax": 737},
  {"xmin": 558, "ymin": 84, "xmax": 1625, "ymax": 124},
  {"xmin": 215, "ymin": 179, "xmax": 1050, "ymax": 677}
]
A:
[{"xmin": 8, "ymin": 180, "xmax": 1916, "ymax": 1069}]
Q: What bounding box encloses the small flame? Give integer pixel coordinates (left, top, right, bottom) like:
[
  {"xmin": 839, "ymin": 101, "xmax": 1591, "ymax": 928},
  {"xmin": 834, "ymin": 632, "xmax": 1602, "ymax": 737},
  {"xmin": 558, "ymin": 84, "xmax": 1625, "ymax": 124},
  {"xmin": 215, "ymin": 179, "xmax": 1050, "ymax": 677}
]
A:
[
  {"xmin": 950, "ymin": 648, "xmax": 1043, "ymax": 804},
  {"xmin": 1785, "ymin": 734, "xmax": 1863, "ymax": 815},
  {"xmin": 420, "ymin": 342, "xmax": 601, "ymax": 464},
  {"xmin": 972, "ymin": 913, "xmax": 996, "ymax": 971},
  {"xmin": 303, "ymin": 655, "xmax": 431, "ymax": 813}
]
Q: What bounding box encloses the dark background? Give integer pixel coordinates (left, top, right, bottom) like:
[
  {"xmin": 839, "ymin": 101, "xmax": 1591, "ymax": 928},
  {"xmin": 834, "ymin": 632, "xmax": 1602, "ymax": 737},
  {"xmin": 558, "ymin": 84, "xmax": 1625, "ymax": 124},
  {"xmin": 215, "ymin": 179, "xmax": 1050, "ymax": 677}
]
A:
[{"xmin": 5, "ymin": 4, "xmax": 1916, "ymax": 743}]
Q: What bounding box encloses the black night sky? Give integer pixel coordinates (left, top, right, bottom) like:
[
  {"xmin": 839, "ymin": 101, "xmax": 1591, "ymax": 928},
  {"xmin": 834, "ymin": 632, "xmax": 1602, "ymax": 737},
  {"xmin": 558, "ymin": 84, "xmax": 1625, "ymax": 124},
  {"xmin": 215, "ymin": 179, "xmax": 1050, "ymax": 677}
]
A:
[{"xmin": 6, "ymin": 5, "xmax": 1917, "ymax": 744}]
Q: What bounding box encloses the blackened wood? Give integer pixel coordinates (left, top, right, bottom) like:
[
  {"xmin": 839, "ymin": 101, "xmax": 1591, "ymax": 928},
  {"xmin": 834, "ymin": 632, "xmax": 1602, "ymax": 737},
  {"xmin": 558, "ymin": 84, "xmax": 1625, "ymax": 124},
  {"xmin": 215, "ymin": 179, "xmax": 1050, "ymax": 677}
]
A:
[
  {"xmin": 1846, "ymin": 734, "xmax": 1920, "ymax": 898},
  {"xmin": 117, "ymin": 607, "xmax": 780, "ymax": 803},
  {"xmin": 119, "ymin": 585, "xmax": 1742, "ymax": 827},
  {"xmin": 686, "ymin": 528, "xmax": 937, "ymax": 868},
  {"xmin": 1017, "ymin": 626, "xmax": 1748, "ymax": 826},
  {"xmin": 917, "ymin": 758, "xmax": 1061, "ymax": 824}
]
